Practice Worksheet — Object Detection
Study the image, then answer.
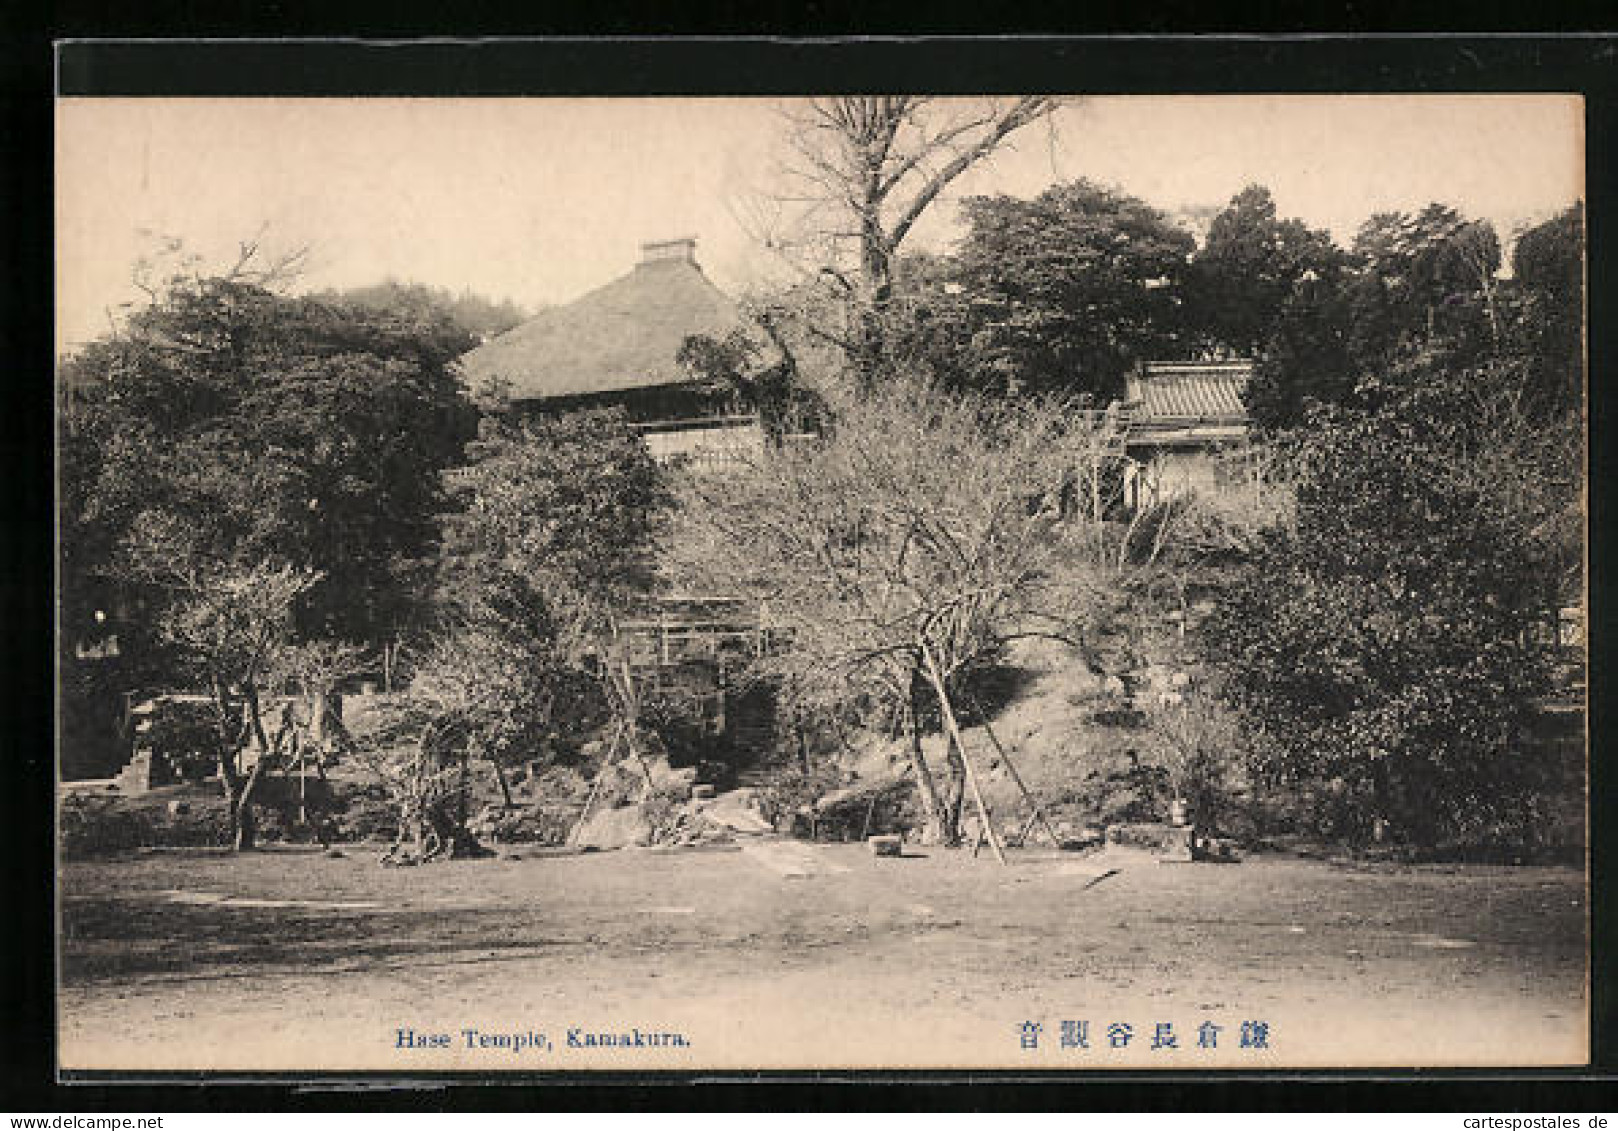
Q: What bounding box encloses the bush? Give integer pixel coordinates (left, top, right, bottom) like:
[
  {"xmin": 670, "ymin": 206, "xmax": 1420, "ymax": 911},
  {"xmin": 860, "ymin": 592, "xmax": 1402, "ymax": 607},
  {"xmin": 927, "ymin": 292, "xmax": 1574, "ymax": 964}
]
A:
[
  {"xmin": 753, "ymin": 763, "xmax": 846, "ymax": 834},
  {"xmin": 639, "ymin": 685, "xmax": 731, "ymax": 772},
  {"xmin": 329, "ymin": 780, "xmax": 399, "ymax": 843},
  {"xmin": 1205, "ymin": 368, "xmax": 1571, "ymax": 851},
  {"xmin": 139, "ymin": 698, "xmax": 222, "ymax": 782},
  {"xmin": 58, "ymin": 791, "xmax": 236, "ymax": 857},
  {"xmin": 811, "ymin": 778, "xmax": 920, "ymax": 841},
  {"xmin": 59, "ymin": 794, "xmax": 152, "ymax": 859},
  {"xmin": 469, "ymin": 803, "xmax": 577, "ymax": 846},
  {"xmin": 1142, "ymin": 692, "xmax": 1249, "ymax": 834},
  {"xmin": 640, "ymin": 784, "xmax": 696, "ymax": 845}
]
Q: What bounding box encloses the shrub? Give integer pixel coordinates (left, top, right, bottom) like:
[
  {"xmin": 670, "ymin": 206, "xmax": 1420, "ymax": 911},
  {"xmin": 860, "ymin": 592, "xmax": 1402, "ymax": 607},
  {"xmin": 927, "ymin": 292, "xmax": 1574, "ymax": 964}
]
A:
[
  {"xmin": 809, "ymin": 778, "xmax": 920, "ymax": 841},
  {"xmin": 329, "ymin": 780, "xmax": 399, "ymax": 842},
  {"xmin": 59, "ymin": 794, "xmax": 152, "ymax": 859},
  {"xmin": 1143, "ymin": 691, "xmax": 1249, "ymax": 834},
  {"xmin": 641, "ymin": 783, "xmax": 697, "ymax": 845},
  {"xmin": 753, "ymin": 763, "xmax": 847, "ymax": 835},
  {"xmin": 1205, "ymin": 365, "xmax": 1570, "ymax": 849}
]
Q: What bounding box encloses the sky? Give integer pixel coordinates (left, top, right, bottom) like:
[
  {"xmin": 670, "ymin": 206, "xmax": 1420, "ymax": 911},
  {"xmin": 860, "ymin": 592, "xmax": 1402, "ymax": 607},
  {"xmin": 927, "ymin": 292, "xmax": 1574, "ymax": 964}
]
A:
[{"xmin": 55, "ymin": 95, "xmax": 1583, "ymax": 354}]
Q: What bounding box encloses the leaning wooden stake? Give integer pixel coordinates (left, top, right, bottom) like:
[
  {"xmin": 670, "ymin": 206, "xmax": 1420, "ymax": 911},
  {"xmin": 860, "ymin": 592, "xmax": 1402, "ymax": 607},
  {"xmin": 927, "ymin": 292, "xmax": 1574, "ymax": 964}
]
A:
[
  {"xmin": 923, "ymin": 646, "xmax": 1007, "ymax": 866},
  {"xmin": 615, "ymin": 657, "xmax": 657, "ymax": 794},
  {"xmin": 1007, "ymin": 811, "xmax": 1039, "ymax": 850},
  {"xmin": 567, "ymin": 720, "xmax": 620, "ymax": 846},
  {"xmin": 968, "ymin": 691, "xmax": 1064, "ymax": 849}
]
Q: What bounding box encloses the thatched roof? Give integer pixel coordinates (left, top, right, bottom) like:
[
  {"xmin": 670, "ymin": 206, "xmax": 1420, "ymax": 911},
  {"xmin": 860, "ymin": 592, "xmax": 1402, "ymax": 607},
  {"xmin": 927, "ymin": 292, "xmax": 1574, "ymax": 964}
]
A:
[{"xmin": 460, "ymin": 238, "xmax": 750, "ymax": 402}]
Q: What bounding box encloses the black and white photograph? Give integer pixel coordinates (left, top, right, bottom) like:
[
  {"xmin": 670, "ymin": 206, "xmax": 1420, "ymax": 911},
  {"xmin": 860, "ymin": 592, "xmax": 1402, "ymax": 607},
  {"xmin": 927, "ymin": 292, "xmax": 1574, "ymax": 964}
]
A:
[{"xmin": 54, "ymin": 87, "xmax": 1588, "ymax": 1073}]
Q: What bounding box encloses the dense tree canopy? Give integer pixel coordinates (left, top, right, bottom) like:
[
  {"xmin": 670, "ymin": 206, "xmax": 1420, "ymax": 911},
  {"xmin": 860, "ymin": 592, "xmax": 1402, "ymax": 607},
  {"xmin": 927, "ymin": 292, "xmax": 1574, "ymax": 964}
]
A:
[
  {"xmin": 1187, "ymin": 185, "xmax": 1346, "ymax": 359},
  {"xmin": 429, "ymin": 408, "xmax": 669, "ymax": 770},
  {"xmin": 59, "ymin": 273, "xmax": 479, "ymax": 672},
  {"xmin": 1243, "ymin": 199, "xmax": 1582, "ymax": 432},
  {"xmin": 1509, "ymin": 203, "xmax": 1585, "ymax": 416},
  {"xmin": 440, "ymin": 408, "xmax": 668, "ymax": 629},
  {"xmin": 952, "ymin": 180, "xmax": 1196, "ymax": 401},
  {"xmin": 1207, "ymin": 359, "xmax": 1570, "ymax": 847},
  {"xmin": 319, "ymin": 280, "xmax": 531, "ymax": 342}
]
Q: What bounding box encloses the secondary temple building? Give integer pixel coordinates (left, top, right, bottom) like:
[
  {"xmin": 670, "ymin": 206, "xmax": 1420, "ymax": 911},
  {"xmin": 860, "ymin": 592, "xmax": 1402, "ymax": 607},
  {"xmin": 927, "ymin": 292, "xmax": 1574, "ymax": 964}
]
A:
[{"xmin": 1120, "ymin": 359, "xmax": 1258, "ymax": 510}]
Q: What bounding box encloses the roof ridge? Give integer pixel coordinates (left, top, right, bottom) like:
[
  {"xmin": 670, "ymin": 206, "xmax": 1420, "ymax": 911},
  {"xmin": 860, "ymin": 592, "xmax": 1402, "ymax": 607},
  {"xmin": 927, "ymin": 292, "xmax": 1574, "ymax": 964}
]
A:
[{"xmin": 461, "ymin": 250, "xmax": 750, "ymax": 401}]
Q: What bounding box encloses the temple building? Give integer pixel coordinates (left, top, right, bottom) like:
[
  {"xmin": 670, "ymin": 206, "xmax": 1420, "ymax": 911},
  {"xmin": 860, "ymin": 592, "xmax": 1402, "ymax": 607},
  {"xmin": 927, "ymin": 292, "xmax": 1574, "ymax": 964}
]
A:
[{"xmin": 460, "ymin": 237, "xmax": 765, "ymax": 470}]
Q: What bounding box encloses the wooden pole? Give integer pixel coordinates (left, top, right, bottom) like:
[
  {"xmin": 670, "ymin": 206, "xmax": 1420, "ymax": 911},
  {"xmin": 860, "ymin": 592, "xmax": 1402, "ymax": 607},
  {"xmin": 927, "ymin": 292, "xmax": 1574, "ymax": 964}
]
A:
[
  {"xmin": 617, "ymin": 658, "xmax": 656, "ymax": 794},
  {"xmin": 967, "ymin": 691, "xmax": 1064, "ymax": 849},
  {"xmin": 859, "ymin": 790, "xmax": 879, "ymax": 841},
  {"xmin": 567, "ymin": 720, "xmax": 620, "ymax": 846},
  {"xmin": 1008, "ymin": 811, "xmax": 1039, "ymax": 849},
  {"xmin": 923, "ymin": 646, "xmax": 1006, "ymax": 865}
]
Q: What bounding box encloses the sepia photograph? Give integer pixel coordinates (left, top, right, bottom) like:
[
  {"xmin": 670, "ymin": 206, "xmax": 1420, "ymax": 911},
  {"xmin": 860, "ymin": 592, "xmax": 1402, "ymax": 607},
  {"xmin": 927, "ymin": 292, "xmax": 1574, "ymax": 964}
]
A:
[{"xmin": 54, "ymin": 89, "xmax": 1588, "ymax": 1074}]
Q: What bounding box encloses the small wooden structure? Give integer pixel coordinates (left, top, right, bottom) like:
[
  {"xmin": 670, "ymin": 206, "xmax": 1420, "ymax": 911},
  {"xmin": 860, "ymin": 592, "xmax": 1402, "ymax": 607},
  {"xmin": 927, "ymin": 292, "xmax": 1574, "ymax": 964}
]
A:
[{"xmin": 1120, "ymin": 360, "xmax": 1256, "ymax": 509}]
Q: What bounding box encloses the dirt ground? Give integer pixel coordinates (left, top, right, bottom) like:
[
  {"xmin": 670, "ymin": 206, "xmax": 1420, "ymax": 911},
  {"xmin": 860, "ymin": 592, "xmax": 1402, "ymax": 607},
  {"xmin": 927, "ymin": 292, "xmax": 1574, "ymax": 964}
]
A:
[{"xmin": 58, "ymin": 840, "xmax": 1588, "ymax": 1072}]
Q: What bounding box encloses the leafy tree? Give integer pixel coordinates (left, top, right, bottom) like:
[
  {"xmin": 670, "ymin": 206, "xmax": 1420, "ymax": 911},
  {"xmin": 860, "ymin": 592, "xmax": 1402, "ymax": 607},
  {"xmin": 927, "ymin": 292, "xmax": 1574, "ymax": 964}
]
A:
[
  {"xmin": 1346, "ymin": 204, "xmax": 1502, "ymax": 370},
  {"xmin": 442, "ymin": 409, "xmax": 667, "ymax": 621},
  {"xmin": 1206, "ymin": 359, "xmax": 1567, "ymax": 847},
  {"xmin": 1510, "ymin": 203, "xmax": 1585, "ymax": 416},
  {"xmin": 427, "ymin": 409, "xmax": 669, "ymax": 817},
  {"xmin": 952, "ymin": 180, "xmax": 1197, "ymax": 401},
  {"xmin": 320, "ymin": 280, "xmax": 531, "ymax": 342},
  {"xmin": 1246, "ymin": 201, "xmax": 1527, "ymax": 432},
  {"xmin": 1244, "ymin": 268, "xmax": 1359, "ymax": 432},
  {"xmin": 1186, "ymin": 185, "xmax": 1346, "ymax": 358},
  {"xmin": 120, "ymin": 511, "xmax": 322, "ymax": 850},
  {"xmin": 676, "ymin": 326, "xmax": 826, "ymax": 443},
  {"xmin": 59, "ymin": 268, "xmax": 479, "ymax": 672}
]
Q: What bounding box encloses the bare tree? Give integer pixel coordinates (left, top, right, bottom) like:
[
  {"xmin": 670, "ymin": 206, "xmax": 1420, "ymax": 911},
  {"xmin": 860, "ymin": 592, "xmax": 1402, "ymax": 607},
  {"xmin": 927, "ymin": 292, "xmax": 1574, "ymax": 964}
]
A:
[
  {"xmin": 666, "ymin": 376, "xmax": 1129, "ymax": 848},
  {"xmin": 130, "ymin": 223, "xmax": 311, "ymax": 305},
  {"xmin": 758, "ymin": 96, "xmax": 1062, "ymax": 383}
]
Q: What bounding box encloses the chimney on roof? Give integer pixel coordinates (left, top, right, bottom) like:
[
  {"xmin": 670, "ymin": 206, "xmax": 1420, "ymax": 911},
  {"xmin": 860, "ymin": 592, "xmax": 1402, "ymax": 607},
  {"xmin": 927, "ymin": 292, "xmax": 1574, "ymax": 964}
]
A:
[
  {"xmin": 1125, "ymin": 364, "xmax": 1146, "ymax": 404},
  {"xmin": 639, "ymin": 236, "xmax": 698, "ymax": 267}
]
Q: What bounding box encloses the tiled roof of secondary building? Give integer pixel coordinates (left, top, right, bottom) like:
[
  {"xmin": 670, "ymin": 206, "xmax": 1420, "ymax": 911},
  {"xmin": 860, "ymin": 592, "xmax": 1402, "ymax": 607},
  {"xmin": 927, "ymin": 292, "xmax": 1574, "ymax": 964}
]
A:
[
  {"xmin": 1128, "ymin": 361, "xmax": 1252, "ymax": 423},
  {"xmin": 459, "ymin": 238, "xmax": 750, "ymax": 401}
]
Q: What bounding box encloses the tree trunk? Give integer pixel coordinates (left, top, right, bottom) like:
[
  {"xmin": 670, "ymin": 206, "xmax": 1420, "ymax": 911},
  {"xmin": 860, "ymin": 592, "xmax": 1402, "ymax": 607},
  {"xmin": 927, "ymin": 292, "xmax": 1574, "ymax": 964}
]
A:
[
  {"xmin": 230, "ymin": 696, "xmax": 288, "ymax": 852},
  {"xmin": 942, "ymin": 741, "xmax": 967, "ymax": 845},
  {"xmin": 853, "ymin": 241, "xmax": 894, "ymax": 388},
  {"xmin": 229, "ymin": 745, "xmax": 273, "ymax": 852},
  {"xmin": 210, "ymin": 675, "xmax": 249, "ymax": 845},
  {"xmin": 493, "ymin": 759, "xmax": 514, "ymax": 809},
  {"xmin": 456, "ymin": 748, "xmax": 471, "ymax": 832},
  {"xmin": 232, "ymin": 772, "xmax": 262, "ymax": 852},
  {"xmin": 218, "ymin": 751, "xmax": 243, "ymax": 845},
  {"xmin": 904, "ymin": 696, "xmax": 948, "ymax": 846},
  {"xmin": 923, "ymin": 646, "xmax": 1007, "ymax": 864}
]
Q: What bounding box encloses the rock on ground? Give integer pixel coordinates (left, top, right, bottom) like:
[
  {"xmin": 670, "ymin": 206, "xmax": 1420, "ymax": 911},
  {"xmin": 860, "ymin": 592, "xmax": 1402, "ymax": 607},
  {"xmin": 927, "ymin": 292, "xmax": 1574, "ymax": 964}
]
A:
[
  {"xmin": 574, "ymin": 804, "xmax": 654, "ymax": 850},
  {"xmin": 698, "ymin": 788, "xmax": 772, "ymax": 835}
]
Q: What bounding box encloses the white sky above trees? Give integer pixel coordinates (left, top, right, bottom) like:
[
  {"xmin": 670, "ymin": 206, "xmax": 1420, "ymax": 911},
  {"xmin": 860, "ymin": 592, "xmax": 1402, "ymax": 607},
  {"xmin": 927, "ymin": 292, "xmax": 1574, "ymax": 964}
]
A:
[{"xmin": 55, "ymin": 95, "xmax": 1583, "ymax": 354}]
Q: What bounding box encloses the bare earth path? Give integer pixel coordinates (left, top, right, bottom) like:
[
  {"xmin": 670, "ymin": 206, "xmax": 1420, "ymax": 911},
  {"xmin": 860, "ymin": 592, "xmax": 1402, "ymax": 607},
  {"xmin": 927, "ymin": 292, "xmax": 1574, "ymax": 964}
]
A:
[{"xmin": 58, "ymin": 843, "xmax": 1588, "ymax": 1072}]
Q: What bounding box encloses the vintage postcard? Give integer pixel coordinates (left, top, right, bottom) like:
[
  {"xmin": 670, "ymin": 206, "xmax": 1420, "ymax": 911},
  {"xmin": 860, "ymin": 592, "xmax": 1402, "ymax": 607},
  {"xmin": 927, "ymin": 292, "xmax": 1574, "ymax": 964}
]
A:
[{"xmin": 55, "ymin": 88, "xmax": 1588, "ymax": 1074}]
